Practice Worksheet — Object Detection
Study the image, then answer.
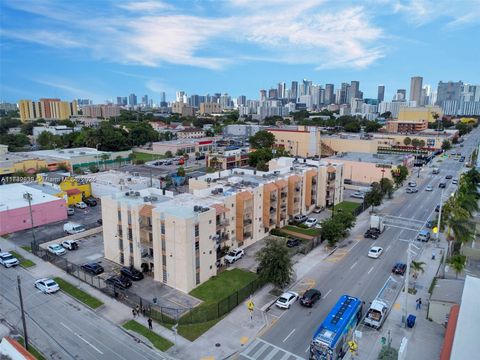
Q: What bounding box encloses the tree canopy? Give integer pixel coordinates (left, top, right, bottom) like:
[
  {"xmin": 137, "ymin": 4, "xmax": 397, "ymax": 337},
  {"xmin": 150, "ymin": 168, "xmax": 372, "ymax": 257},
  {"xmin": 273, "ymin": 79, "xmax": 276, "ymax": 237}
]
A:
[
  {"xmin": 249, "ymin": 130, "xmax": 275, "ymax": 149},
  {"xmin": 256, "ymin": 238, "xmax": 293, "ymax": 289}
]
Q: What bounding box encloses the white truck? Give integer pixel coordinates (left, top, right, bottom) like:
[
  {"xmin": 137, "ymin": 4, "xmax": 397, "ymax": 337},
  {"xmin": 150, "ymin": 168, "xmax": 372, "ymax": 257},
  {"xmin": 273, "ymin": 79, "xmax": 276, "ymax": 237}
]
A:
[
  {"xmin": 370, "ymin": 215, "xmax": 385, "ymax": 233},
  {"xmin": 364, "ymin": 276, "xmax": 401, "ymax": 329}
]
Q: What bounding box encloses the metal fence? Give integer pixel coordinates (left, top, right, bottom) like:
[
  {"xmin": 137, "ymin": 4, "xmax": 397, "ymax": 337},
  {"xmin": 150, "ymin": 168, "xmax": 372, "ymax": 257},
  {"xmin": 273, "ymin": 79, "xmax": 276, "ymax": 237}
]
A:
[{"xmin": 33, "ymin": 247, "xmax": 263, "ymax": 326}]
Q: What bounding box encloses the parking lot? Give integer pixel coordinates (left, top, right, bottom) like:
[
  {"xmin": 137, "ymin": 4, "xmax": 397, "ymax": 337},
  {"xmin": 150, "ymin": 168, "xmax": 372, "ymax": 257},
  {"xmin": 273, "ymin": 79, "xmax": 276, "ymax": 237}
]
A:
[{"xmin": 8, "ymin": 202, "xmax": 102, "ymax": 247}]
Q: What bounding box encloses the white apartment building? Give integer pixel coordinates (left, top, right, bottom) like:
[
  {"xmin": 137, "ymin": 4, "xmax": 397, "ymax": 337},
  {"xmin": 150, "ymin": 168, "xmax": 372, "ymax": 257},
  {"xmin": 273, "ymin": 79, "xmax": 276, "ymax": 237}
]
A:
[{"xmin": 102, "ymin": 157, "xmax": 344, "ymax": 293}]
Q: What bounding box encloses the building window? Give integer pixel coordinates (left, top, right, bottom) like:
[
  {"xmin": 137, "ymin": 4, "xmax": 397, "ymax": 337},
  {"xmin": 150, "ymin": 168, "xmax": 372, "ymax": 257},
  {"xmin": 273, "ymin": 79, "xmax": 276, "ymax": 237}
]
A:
[
  {"xmin": 120, "ymin": 253, "xmax": 124, "ymax": 264},
  {"xmin": 128, "ymin": 228, "xmax": 132, "ymax": 240},
  {"xmin": 118, "ymin": 238, "xmax": 123, "ymax": 250},
  {"xmin": 127, "ymin": 211, "xmax": 132, "ymax": 225},
  {"xmin": 117, "ymin": 210, "xmax": 121, "ymax": 221},
  {"xmin": 162, "ymin": 267, "xmax": 167, "ymax": 283},
  {"xmin": 148, "ymin": 232, "xmax": 153, "ymax": 243},
  {"xmin": 161, "ymin": 238, "xmax": 166, "ymax": 252},
  {"xmin": 195, "ymin": 240, "xmax": 200, "ymax": 250},
  {"xmin": 196, "ymin": 272, "xmax": 200, "ymax": 285},
  {"xmin": 160, "ymin": 222, "xmax": 165, "ymax": 235},
  {"xmin": 117, "ymin": 225, "xmax": 122, "ymax": 236},
  {"xmin": 129, "ymin": 242, "xmax": 133, "ymax": 253},
  {"xmin": 195, "ymin": 224, "xmax": 199, "ymax": 237},
  {"xmin": 129, "ymin": 256, "xmax": 134, "ymax": 266}
]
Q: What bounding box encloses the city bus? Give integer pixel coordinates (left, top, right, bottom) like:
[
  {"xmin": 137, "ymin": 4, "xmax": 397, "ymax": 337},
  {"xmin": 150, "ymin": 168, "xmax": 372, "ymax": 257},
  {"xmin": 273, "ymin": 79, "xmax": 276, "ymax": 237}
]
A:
[{"xmin": 309, "ymin": 295, "xmax": 363, "ymax": 360}]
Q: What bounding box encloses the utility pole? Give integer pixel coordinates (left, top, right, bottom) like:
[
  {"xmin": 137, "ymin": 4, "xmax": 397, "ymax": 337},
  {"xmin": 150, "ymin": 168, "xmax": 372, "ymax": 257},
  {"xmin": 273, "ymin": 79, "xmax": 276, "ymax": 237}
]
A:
[
  {"xmin": 17, "ymin": 275, "xmax": 29, "ymax": 351},
  {"xmin": 23, "ymin": 192, "xmax": 37, "ymax": 252},
  {"xmin": 435, "ymin": 187, "xmax": 445, "ymax": 242}
]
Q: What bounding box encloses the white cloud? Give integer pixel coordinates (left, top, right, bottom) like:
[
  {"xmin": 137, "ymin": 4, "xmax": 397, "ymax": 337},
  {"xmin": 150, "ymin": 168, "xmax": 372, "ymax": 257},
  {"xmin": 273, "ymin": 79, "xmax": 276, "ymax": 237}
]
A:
[
  {"xmin": 32, "ymin": 78, "xmax": 105, "ymax": 100},
  {"xmin": 117, "ymin": 1, "xmax": 172, "ymax": 12},
  {"xmin": 0, "ymin": 29, "xmax": 81, "ymax": 48}
]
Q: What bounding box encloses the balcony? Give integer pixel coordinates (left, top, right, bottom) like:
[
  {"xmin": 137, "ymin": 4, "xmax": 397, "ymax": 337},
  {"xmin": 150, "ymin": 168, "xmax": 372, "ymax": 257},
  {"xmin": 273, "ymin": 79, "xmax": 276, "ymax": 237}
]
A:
[
  {"xmin": 220, "ymin": 233, "xmax": 229, "ymax": 241},
  {"xmin": 244, "ymin": 218, "xmax": 252, "ymax": 225},
  {"xmin": 312, "ymin": 178, "xmax": 317, "ymax": 185},
  {"xmin": 216, "ymin": 218, "xmax": 230, "ymax": 227},
  {"xmin": 281, "ymin": 192, "xmax": 287, "ymax": 198},
  {"xmin": 269, "ymin": 219, "xmax": 276, "ymax": 225},
  {"xmin": 243, "ymin": 232, "xmax": 251, "ymax": 239},
  {"xmin": 295, "ymin": 186, "xmax": 301, "ymax": 192},
  {"xmin": 271, "ymin": 195, "xmax": 277, "ymax": 202},
  {"xmin": 294, "ymin": 196, "xmax": 300, "ymax": 203},
  {"xmin": 141, "ymin": 247, "xmax": 154, "ymax": 260}
]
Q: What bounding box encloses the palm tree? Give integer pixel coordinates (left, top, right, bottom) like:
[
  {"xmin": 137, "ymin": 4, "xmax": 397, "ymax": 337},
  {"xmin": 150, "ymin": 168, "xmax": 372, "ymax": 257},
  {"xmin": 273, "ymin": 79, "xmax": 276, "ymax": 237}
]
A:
[
  {"xmin": 410, "ymin": 261, "xmax": 426, "ymax": 279},
  {"xmin": 448, "ymin": 255, "xmax": 466, "ymax": 279},
  {"xmin": 115, "ymin": 155, "xmax": 123, "ymax": 168}
]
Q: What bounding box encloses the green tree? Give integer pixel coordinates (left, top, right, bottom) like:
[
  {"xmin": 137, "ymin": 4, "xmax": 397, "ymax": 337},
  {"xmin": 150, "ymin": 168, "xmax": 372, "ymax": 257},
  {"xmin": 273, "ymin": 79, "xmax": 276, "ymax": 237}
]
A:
[
  {"xmin": 365, "ymin": 182, "xmax": 384, "ymax": 211},
  {"xmin": 411, "ymin": 138, "xmax": 420, "ymax": 147},
  {"xmin": 379, "ymin": 178, "xmax": 394, "ymax": 199},
  {"xmin": 57, "ymin": 163, "xmax": 69, "ymax": 172},
  {"xmin": 364, "ymin": 121, "xmax": 382, "ymax": 133},
  {"xmin": 410, "ymin": 261, "xmax": 426, "ymax": 280},
  {"xmin": 128, "ymin": 122, "xmax": 159, "ymax": 146},
  {"xmin": 333, "ymin": 211, "xmax": 356, "ymax": 235},
  {"xmin": 321, "ymin": 218, "xmax": 344, "ymax": 247},
  {"xmin": 256, "ymin": 238, "xmax": 293, "ymax": 289},
  {"xmin": 177, "ymin": 166, "xmax": 186, "ymax": 177},
  {"xmin": 165, "ymin": 150, "xmax": 173, "ymax": 158},
  {"xmin": 418, "ymin": 139, "xmax": 426, "ymax": 148},
  {"xmin": 448, "ymin": 255, "xmax": 466, "ymax": 279},
  {"xmin": 100, "ymin": 153, "xmax": 110, "ymax": 170},
  {"xmin": 441, "ymin": 139, "xmax": 451, "ymax": 151},
  {"xmin": 249, "ymin": 130, "xmax": 275, "ymax": 149},
  {"xmin": 248, "ymin": 148, "xmax": 274, "ymax": 169},
  {"xmin": 115, "ymin": 155, "xmax": 123, "ymax": 168},
  {"xmin": 391, "ymin": 165, "xmax": 408, "ymax": 187},
  {"xmin": 403, "ymin": 137, "xmax": 411, "ymax": 146},
  {"xmin": 344, "ymin": 121, "xmax": 361, "ymax": 133},
  {"xmin": 0, "ymin": 133, "xmax": 30, "ymax": 151},
  {"xmin": 380, "ymin": 111, "xmax": 391, "ymax": 118}
]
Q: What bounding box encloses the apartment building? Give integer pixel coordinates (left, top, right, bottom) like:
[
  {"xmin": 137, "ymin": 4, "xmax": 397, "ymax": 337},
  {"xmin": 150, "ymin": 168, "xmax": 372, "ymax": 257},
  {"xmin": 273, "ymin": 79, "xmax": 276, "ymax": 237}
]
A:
[
  {"xmin": 206, "ymin": 148, "xmax": 250, "ymax": 170},
  {"xmin": 18, "ymin": 99, "xmax": 78, "ymax": 122},
  {"xmin": 199, "ymin": 102, "xmax": 222, "ymax": 115},
  {"xmin": 102, "ymin": 157, "xmax": 343, "ymax": 293},
  {"xmin": 176, "ymin": 128, "xmax": 206, "ymax": 139},
  {"xmin": 385, "ymin": 119, "xmax": 428, "ymax": 133},
  {"xmin": 267, "ymin": 126, "xmax": 322, "ymax": 157},
  {"xmin": 151, "ymin": 137, "xmax": 218, "ymax": 156},
  {"xmin": 397, "ymin": 106, "xmax": 443, "ymax": 122}
]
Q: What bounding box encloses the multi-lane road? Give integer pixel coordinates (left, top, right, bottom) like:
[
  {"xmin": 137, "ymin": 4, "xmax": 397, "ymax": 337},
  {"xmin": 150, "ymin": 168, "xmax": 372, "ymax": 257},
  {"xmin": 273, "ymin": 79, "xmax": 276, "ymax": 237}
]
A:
[
  {"xmin": 241, "ymin": 130, "xmax": 479, "ymax": 360},
  {"xmin": 0, "ymin": 265, "xmax": 169, "ymax": 360}
]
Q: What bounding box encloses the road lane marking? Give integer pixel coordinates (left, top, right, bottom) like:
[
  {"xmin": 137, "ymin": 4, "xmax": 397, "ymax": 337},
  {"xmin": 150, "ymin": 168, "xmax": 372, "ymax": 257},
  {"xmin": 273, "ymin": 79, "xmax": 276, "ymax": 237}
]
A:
[
  {"xmin": 282, "ymin": 329, "xmax": 296, "ymax": 342},
  {"xmin": 306, "ymin": 345, "xmax": 311, "ymax": 353},
  {"xmin": 367, "ymin": 266, "xmax": 375, "ymax": 274},
  {"xmin": 60, "ymin": 322, "xmax": 72, "ymax": 332},
  {"xmin": 386, "ymin": 245, "xmax": 392, "ymax": 252},
  {"xmin": 323, "ymin": 289, "xmax": 332, "ymax": 299},
  {"xmin": 350, "ymin": 261, "xmax": 358, "ymax": 270},
  {"xmin": 61, "ymin": 321, "xmax": 104, "ymax": 354}
]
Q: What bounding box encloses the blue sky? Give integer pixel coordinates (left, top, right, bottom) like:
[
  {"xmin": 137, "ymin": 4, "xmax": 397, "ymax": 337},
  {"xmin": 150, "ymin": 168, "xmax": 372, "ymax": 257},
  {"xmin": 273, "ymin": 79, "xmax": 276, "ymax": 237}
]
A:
[{"xmin": 1, "ymin": 0, "xmax": 479, "ymax": 103}]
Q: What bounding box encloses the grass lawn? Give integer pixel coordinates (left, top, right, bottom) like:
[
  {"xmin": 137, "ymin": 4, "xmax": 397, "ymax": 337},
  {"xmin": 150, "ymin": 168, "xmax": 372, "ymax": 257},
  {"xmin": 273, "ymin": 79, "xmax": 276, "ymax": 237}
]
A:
[
  {"xmin": 333, "ymin": 201, "xmax": 361, "ymax": 214},
  {"xmin": 189, "ymin": 268, "xmax": 258, "ymax": 304},
  {"xmin": 10, "ymin": 251, "xmax": 36, "ymax": 268},
  {"xmin": 283, "ymin": 225, "xmax": 321, "ymax": 237},
  {"xmin": 133, "ymin": 151, "xmax": 166, "ymax": 162},
  {"xmin": 123, "ymin": 320, "xmax": 173, "ymax": 351},
  {"xmin": 20, "ymin": 245, "xmax": 32, "ymax": 252},
  {"xmin": 53, "ymin": 277, "xmax": 104, "ymax": 309},
  {"xmin": 18, "ymin": 337, "xmax": 46, "ymax": 360}
]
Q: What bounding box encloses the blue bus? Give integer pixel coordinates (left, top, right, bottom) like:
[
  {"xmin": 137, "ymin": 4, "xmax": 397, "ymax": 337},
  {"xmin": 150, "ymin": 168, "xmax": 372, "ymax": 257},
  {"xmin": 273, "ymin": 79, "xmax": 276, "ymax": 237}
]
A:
[{"xmin": 309, "ymin": 295, "xmax": 363, "ymax": 360}]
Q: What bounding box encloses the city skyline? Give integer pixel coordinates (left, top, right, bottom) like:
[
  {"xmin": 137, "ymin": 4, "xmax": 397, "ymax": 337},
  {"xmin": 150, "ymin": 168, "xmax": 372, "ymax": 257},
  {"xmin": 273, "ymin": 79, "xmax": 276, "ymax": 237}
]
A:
[{"xmin": 1, "ymin": 0, "xmax": 479, "ymax": 103}]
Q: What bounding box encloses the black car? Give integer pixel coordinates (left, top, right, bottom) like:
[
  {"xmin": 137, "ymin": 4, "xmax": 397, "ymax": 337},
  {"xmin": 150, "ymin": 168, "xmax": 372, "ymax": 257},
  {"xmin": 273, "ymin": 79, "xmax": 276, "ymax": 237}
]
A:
[
  {"xmin": 392, "ymin": 263, "xmax": 407, "ymax": 275},
  {"xmin": 300, "ymin": 288, "xmax": 322, "ymax": 307},
  {"xmin": 445, "ymin": 175, "xmax": 453, "ymax": 180},
  {"xmin": 364, "ymin": 228, "xmax": 380, "ymax": 239},
  {"xmin": 286, "ymin": 238, "xmax": 300, "ymax": 248},
  {"xmin": 84, "ymin": 197, "xmax": 97, "ymax": 207},
  {"xmin": 425, "ymin": 219, "xmax": 435, "ymax": 228},
  {"xmin": 435, "ymin": 204, "xmax": 441, "ymax": 212},
  {"xmin": 195, "ymin": 155, "xmax": 206, "ymax": 160},
  {"xmin": 439, "ymin": 182, "xmax": 446, "ymax": 188},
  {"xmin": 120, "ymin": 266, "xmax": 144, "ymax": 281},
  {"xmin": 81, "ymin": 262, "xmax": 104, "ymax": 275},
  {"xmin": 106, "ymin": 275, "xmax": 132, "ymax": 289}
]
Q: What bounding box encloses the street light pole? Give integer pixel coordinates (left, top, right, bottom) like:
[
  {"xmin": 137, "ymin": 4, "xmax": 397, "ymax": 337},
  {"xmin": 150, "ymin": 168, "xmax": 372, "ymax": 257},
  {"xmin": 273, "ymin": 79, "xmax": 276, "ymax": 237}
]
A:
[
  {"xmin": 435, "ymin": 187, "xmax": 445, "ymax": 242},
  {"xmin": 403, "ymin": 242, "xmax": 419, "ymax": 327},
  {"xmin": 23, "ymin": 192, "xmax": 37, "ymax": 252},
  {"xmin": 17, "ymin": 275, "xmax": 29, "ymax": 351}
]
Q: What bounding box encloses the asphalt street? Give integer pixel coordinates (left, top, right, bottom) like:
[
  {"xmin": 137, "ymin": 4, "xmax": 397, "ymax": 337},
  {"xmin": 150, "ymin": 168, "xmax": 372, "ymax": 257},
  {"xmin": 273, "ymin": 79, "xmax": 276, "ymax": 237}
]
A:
[
  {"xmin": 241, "ymin": 130, "xmax": 479, "ymax": 360},
  {"xmin": 0, "ymin": 265, "xmax": 167, "ymax": 360}
]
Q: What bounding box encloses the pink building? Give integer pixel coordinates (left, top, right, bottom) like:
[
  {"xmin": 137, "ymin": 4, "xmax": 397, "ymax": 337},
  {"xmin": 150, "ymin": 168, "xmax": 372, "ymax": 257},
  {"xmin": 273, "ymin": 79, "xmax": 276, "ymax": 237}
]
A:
[{"xmin": 0, "ymin": 184, "xmax": 67, "ymax": 236}]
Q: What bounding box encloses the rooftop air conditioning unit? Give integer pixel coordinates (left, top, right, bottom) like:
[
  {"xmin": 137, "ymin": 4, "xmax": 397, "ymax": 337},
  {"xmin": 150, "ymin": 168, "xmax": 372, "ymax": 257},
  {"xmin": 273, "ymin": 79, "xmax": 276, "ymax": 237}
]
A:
[
  {"xmin": 135, "ymin": 191, "xmax": 140, "ymax": 196},
  {"xmin": 80, "ymin": 152, "xmax": 86, "ymax": 155},
  {"xmin": 218, "ymin": 188, "xmax": 223, "ymax": 193},
  {"xmin": 69, "ymin": 150, "xmax": 74, "ymax": 153},
  {"xmin": 133, "ymin": 172, "xmax": 139, "ymax": 177},
  {"xmin": 150, "ymin": 196, "xmax": 158, "ymax": 201},
  {"xmin": 194, "ymin": 205, "xmax": 200, "ymax": 212},
  {"xmin": 143, "ymin": 197, "xmax": 149, "ymax": 202},
  {"xmin": 59, "ymin": 150, "xmax": 64, "ymax": 153},
  {"xmin": 125, "ymin": 192, "xmax": 130, "ymax": 196}
]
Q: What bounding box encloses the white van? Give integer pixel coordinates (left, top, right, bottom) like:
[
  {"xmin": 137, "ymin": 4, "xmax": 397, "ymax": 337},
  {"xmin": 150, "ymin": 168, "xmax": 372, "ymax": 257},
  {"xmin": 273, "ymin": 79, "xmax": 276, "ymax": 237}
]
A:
[{"xmin": 63, "ymin": 222, "xmax": 86, "ymax": 235}]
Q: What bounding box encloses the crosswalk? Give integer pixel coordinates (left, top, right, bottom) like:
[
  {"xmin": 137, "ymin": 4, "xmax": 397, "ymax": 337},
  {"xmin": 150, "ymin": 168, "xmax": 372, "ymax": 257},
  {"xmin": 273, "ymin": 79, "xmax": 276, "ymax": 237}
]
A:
[
  {"xmin": 383, "ymin": 215, "xmax": 425, "ymax": 232},
  {"xmin": 239, "ymin": 338, "xmax": 305, "ymax": 360}
]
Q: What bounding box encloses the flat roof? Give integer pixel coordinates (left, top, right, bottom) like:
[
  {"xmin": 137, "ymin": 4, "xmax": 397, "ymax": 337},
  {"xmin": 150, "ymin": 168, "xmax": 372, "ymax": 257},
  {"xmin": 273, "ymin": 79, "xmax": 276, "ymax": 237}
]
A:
[
  {"xmin": 430, "ymin": 279, "xmax": 464, "ymax": 303},
  {"xmin": 0, "ymin": 183, "xmax": 63, "ymax": 211},
  {"xmin": 450, "ymin": 276, "xmax": 480, "ymax": 359},
  {"xmin": 327, "ymin": 152, "xmax": 406, "ymax": 165},
  {"xmin": 77, "ymin": 170, "xmax": 156, "ymax": 188},
  {"xmin": 27, "ymin": 147, "xmax": 106, "ymax": 160},
  {"xmin": 152, "ymin": 137, "xmax": 219, "ymax": 146}
]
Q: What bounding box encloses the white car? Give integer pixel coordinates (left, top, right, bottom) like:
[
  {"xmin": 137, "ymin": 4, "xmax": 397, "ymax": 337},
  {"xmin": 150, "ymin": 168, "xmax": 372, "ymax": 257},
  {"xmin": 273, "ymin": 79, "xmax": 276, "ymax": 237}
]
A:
[
  {"xmin": 351, "ymin": 192, "xmax": 365, "ymax": 199},
  {"xmin": 35, "ymin": 278, "xmax": 60, "ymax": 294},
  {"xmin": 408, "ymin": 181, "xmax": 417, "ymax": 187},
  {"xmin": 48, "ymin": 244, "xmax": 66, "ymax": 256},
  {"xmin": 275, "ymin": 291, "xmax": 299, "ymax": 309},
  {"xmin": 452, "ymin": 179, "xmax": 458, "ymax": 185},
  {"xmin": 61, "ymin": 240, "xmax": 79, "ymax": 250},
  {"xmin": 304, "ymin": 218, "xmax": 318, "ymax": 228},
  {"xmin": 368, "ymin": 246, "xmax": 384, "ymax": 259},
  {"xmin": 0, "ymin": 252, "xmax": 20, "ymax": 268},
  {"xmin": 74, "ymin": 202, "xmax": 87, "ymax": 209},
  {"xmin": 425, "ymin": 185, "xmax": 433, "ymax": 191},
  {"xmin": 224, "ymin": 248, "xmax": 245, "ymax": 264},
  {"xmin": 63, "ymin": 222, "xmax": 86, "ymax": 235}
]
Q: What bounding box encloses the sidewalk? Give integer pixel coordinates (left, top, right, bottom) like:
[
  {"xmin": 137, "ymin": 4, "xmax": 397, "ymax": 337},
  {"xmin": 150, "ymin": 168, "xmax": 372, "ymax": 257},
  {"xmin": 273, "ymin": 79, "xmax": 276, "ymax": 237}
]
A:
[
  {"xmin": 0, "ymin": 236, "xmax": 187, "ymax": 353},
  {"xmin": 346, "ymin": 236, "xmax": 447, "ymax": 360}
]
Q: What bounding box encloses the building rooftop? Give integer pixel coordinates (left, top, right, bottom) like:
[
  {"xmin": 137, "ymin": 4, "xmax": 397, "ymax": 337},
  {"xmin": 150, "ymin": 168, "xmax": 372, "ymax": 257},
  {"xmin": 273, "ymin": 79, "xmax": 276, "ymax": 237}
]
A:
[
  {"xmin": 450, "ymin": 276, "xmax": 480, "ymax": 359},
  {"xmin": 26, "ymin": 183, "xmax": 61, "ymax": 196},
  {"xmin": 77, "ymin": 170, "xmax": 158, "ymax": 188},
  {"xmin": 327, "ymin": 152, "xmax": 407, "ymax": 165},
  {"xmin": 26, "ymin": 147, "xmax": 106, "ymax": 160},
  {"xmin": 0, "ymin": 183, "xmax": 63, "ymax": 211},
  {"xmin": 152, "ymin": 137, "xmax": 219, "ymax": 146},
  {"xmin": 430, "ymin": 279, "xmax": 464, "ymax": 303}
]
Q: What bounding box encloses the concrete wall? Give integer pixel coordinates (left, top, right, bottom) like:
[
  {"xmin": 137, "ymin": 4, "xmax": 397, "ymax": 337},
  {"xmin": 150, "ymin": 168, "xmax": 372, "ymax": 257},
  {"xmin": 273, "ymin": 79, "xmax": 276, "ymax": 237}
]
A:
[
  {"xmin": 428, "ymin": 301, "xmax": 456, "ymax": 325},
  {"xmin": 0, "ymin": 198, "xmax": 67, "ymax": 236},
  {"xmin": 321, "ymin": 137, "xmax": 379, "ymax": 154},
  {"xmin": 329, "ymin": 159, "xmax": 394, "ymax": 185}
]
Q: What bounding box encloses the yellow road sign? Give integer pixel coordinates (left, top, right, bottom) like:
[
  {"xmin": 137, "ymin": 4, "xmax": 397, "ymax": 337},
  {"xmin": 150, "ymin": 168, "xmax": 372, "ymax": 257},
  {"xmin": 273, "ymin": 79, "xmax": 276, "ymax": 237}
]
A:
[
  {"xmin": 433, "ymin": 226, "xmax": 438, "ymax": 234},
  {"xmin": 247, "ymin": 300, "xmax": 254, "ymax": 311}
]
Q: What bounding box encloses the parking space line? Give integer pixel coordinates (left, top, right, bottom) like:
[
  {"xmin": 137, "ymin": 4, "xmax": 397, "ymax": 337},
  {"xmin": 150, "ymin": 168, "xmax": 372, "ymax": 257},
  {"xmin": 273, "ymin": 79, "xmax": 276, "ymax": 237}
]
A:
[
  {"xmin": 350, "ymin": 261, "xmax": 358, "ymax": 270},
  {"xmin": 367, "ymin": 266, "xmax": 374, "ymax": 275},
  {"xmin": 305, "ymin": 345, "xmax": 310, "ymax": 353},
  {"xmin": 386, "ymin": 245, "xmax": 392, "ymax": 252},
  {"xmin": 323, "ymin": 289, "xmax": 332, "ymax": 299},
  {"xmin": 282, "ymin": 329, "xmax": 296, "ymax": 342}
]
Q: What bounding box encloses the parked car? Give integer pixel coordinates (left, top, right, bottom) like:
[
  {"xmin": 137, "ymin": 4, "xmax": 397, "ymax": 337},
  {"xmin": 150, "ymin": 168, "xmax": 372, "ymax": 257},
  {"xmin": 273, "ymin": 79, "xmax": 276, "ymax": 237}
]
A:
[
  {"xmin": 35, "ymin": 278, "xmax": 60, "ymax": 294},
  {"xmin": 445, "ymin": 175, "xmax": 453, "ymax": 179},
  {"xmin": 304, "ymin": 218, "xmax": 318, "ymax": 228},
  {"xmin": 74, "ymin": 201, "xmax": 87, "ymax": 209},
  {"xmin": 364, "ymin": 228, "xmax": 380, "ymax": 239},
  {"xmin": 293, "ymin": 214, "xmax": 308, "ymax": 223},
  {"xmin": 63, "ymin": 222, "xmax": 86, "ymax": 235},
  {"xmin": 195, "ymin": 155, "xmax": 206, "ymax": 160},
  {"xmin": 425, "ymin": 185, "xmax": 433, "ymax": 191},
  {"xmin": 275, "ymin": 291, "xmax": 299, "ymax": 309},
  {"xmin": 435, "ymin": 204, "xmax": 441, "ymax": 212},
  {"xmin": 392, "ymin": 263, "xmax": 407, "ymax": 275},
  {"xmin": 48, "ymin": 244, "xmax": 66, "ymax": 256},
  {"xmin": 417, "ymin": 229, "xmax": 431, "ymax": 242},
  {"xmin": 286, "ymin": 238, "xmax": 300, "ymax": 248},
  {"xmin": 120, "ymin": 266, "xmax": 144, "ymax": 281},
  {"xmin": 408, "ymin": 181, "xmax": 417, "ymax": 187},
  {"xmin": 351, "ymin": 192, "xmax": 365, "ymax": 199},
  {"xmin": 81, "ymin": 262, "xmax": 104, "ymax": 275},
  {"xmin": 300, "ymin": 288, "xmax": 322, "ymax": 307},
  {"xmin": 425, "ymin": 219, "xmax": 435, "ymax": 228},
  {"xmin": 368, "ymin": 246, "xmax": 383, "ymax": 259},
  {"xmin": 459, "ymin": 157, "xmax": 465, "ymax": 162},
  {"xmin": 313, "ymin": 206, "xmax": 325, "ymax": 214},
  {"xmin": 439, "ymin": 182, "xmax": 446, "ymax": 188},
  {"xmin": 67, "ymin": 207, "xmax": 75, "ymax": 216},
  {"xmin": 452, "ymin": 179, "xmax": 458, "ymax": 185},
  {"xmin": 224, "ymin": 248, "xmax": 245, "ymax": 264},
  {"xmin": 106, "ymin": 276, "xmax": 132, "ymax": 289},
  {"xmin": 406, "ymin": 187, "xmax": 418, "ymax": 193},
  {"xmin": 83, "ymin": 197, "xmax": 97, "ymax": 207},
  {"xmin": 61, "ymin": 240, "xmax": 79, "ymax": 251},
  {"xmin": 0, "ymin": 252, "xmax": 20, "ymax": 268}
]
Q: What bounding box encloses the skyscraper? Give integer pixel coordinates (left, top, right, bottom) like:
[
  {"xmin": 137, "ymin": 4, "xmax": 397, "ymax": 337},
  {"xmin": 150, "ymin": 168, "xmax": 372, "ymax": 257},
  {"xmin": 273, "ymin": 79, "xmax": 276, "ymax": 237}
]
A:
[
  {"xmin": 436, "ymin": 81, "xmax": 463, "ymax": 106},
  {"xmin": 325, "ymin": 84, "xmax": 335, "ymax": 105},
  {"xmin": 128, "ymin": 93, "xmax": 137, "ymax": 106},
  {"xmin": 237, "ymin": 95, "xmax": 247, "ymax": 106},
  {"xmin": 290, "ymin": 81, "xmax": 298, "ymax": 102},
  {"xmin": 409, "ymin": 76, "xmax": 423, "ymax": 105},
  {"xmin": 377, "ymin": 85, "xmax": 385, "ymax": 103},
  {"xmin": 141, "ymin": 95, "xmax": 149, "ymax": 106},
  {"xmin": 160, "ymin": 92, "xmax": 167, "ymax": 107},
  {"xmin": 268, "ymin": 88, "xmax": 278, "ymax": 100},
  {"xmin": 349, "ymin": 81, "xmax": 360, "ymax": 101},
  {"xmin": 340, "ymin": 83, "xmax": 349, "ymax": 104},
  {"xmin": 259, "ymin": 89, "xmax": 267, "ymax": 102},
  {"xmin": 396, "ymin": 89, "xmax": 406, "ymax": 101},
  {"xmin": 277, "ymin": 82, "xmax": 286, "ymax": 99}
]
